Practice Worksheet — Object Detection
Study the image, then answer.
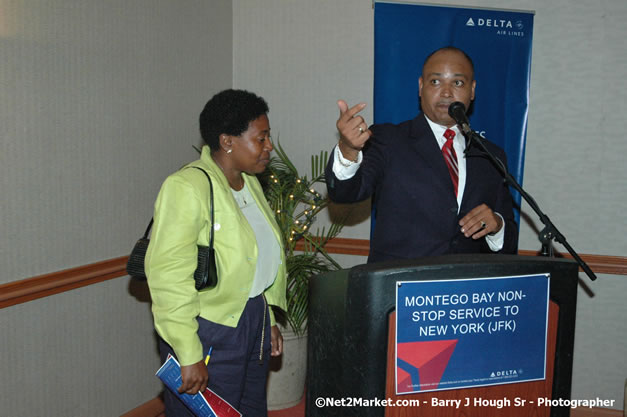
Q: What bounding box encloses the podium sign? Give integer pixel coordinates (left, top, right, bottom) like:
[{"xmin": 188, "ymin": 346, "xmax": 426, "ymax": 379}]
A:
[{"xmin": 395, "ymin": 274, "xmax": 550, "ymax": 395}]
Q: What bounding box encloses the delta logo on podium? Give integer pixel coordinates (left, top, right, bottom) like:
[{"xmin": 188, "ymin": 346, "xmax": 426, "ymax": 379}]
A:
[{"xmin": 396, "ymin": 340, "xmax": 458, "ymax": 393}]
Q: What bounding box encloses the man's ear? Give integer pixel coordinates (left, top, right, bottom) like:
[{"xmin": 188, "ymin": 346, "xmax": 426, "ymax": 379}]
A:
[{"xmin": 418, "ymin": 76, "xmax": 424, "ymax": 98}]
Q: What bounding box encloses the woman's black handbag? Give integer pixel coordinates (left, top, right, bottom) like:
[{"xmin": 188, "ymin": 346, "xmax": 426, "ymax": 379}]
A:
[{"xmin": 126, "ymin": 167, "xmax": 218, "ymax": 291}]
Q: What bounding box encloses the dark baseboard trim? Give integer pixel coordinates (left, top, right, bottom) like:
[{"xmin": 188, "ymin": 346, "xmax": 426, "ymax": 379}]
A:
[{"xmin": 570, "ymin": 407, "xmax": 623, "ymax": 417}]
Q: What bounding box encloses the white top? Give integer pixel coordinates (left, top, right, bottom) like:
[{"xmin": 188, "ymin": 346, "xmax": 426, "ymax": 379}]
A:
[
  {"xmin": 231, "ymin": 183, "xmax": 281, "ymax": 298},
  {"xmin": 332, "ymin": 116, "xmax": 505, "ymax": 251}
]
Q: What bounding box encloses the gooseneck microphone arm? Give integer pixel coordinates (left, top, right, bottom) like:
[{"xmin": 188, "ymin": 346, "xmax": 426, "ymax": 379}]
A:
[{"xmin": 447, "ymin": 102, "xmax": 596, "ymax": 281}]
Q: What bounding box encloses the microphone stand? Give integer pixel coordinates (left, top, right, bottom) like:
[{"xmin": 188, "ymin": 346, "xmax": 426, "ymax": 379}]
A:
[{"xmin": 460, "ymin": 127, "xmax": 597, "ymax": 281}]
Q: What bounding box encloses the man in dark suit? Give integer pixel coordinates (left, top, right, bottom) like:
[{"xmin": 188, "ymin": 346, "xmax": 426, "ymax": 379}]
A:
[{"xmin": 326, "ymin": 46, "xmax": 518, "ymax": 263}]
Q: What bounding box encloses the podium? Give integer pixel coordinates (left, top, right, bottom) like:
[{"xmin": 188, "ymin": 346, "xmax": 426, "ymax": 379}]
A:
[{"xmin": 307, "ymin": 254, "xmax": 579, "ymax": 417}]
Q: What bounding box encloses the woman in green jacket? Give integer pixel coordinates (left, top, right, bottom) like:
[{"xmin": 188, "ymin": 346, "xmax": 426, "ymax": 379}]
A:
[{"xmin": 146, "ymin": 89, "xmax": 287, "ymax": 416}]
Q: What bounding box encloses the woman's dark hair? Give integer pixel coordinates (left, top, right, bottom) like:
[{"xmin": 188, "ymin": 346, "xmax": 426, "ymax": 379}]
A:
[{"xmin": 199, "ymin": 89, "xmax": 269, "ymax": 150}]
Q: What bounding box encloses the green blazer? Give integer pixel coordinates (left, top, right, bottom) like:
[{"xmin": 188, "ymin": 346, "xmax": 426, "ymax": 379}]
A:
[{"xmin": 146, "ymin": 146, "xmax": 287, "ymax": 366}]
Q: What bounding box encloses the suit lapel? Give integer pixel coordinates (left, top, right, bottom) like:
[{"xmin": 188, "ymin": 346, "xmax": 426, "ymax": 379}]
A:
[
  {"xmin": 460, "ymin": 143, "xmax": 485, "ymax": 213},
  {"xmin": 410, "ymin": 114, "xmax": 459, "ymax": 199}
]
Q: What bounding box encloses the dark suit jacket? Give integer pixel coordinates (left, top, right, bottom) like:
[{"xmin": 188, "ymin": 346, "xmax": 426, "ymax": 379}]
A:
[{"xmin": 326, "ymin": 113, "xmax": 518, "ymax": 263}]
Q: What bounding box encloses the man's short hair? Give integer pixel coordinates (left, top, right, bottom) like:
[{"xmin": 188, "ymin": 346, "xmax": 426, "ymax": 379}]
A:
[{"xmin": 422, "ymin": 46, "xmax": 475, "ymax": 80}]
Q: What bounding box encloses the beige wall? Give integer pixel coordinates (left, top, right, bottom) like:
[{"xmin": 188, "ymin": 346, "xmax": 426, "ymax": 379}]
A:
[
  {"xmin": 233, "ymin": 0, "xmax": 626, "ymax": 409},
  {"xmin": 0, "ymin": 0, "xmax": 232, "ymax": 415}
]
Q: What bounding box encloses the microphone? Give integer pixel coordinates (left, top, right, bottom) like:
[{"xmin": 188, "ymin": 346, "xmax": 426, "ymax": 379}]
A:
[{"xmin": 448, "ymin": 102, "xmax": 471, "ymax": 135}]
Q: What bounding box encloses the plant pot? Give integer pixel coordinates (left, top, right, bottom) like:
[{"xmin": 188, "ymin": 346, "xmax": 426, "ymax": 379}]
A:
[{"xmin": 266, "ymin": 325, "xmax": 307, "ymax": 410}]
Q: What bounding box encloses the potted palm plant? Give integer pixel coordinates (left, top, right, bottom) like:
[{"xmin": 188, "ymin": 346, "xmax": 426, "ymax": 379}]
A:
[{"xmin": 259, "ymin": 142, "xmax": 344, "ymax": 409}]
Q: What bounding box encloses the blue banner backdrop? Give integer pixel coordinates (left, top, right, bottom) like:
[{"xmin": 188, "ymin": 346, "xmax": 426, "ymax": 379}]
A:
[
  {"xmin": 395, "ymin": 274, "xmax": 550, "ymax": 394},
  {"xmin": 374, "ymin": 2, "xmax": 535, "ymax": 220}
]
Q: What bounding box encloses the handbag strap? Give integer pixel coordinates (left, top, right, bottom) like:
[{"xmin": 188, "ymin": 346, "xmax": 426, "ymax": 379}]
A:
[
  {"xmin": 188, "ymin": 166, "xmax": 215, "ymax": 250},
  {"xmin": 142, "ymin": 218, "xmax": 153, "ymax": 239},
  {"xmin": 141, "ymin": 166, "xmax": 215, "ymax": 250}
]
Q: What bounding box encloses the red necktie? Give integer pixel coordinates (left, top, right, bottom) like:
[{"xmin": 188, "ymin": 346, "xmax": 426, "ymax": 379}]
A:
[{"xmin": 442, "ymin": 129, "xmax": 458, "ymax": 196}]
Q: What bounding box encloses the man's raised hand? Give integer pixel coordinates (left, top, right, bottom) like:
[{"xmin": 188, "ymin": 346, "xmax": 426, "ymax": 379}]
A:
[{"xmin": 336, "ymin": 100, "xmax": 371, "ymax": 161}]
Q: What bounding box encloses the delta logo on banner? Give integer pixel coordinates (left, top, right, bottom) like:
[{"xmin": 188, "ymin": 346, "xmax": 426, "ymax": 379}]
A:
[
  {"xmin": 464, "ymin": 16, "xmax": 529, "ymax": 37},
  {"xmin": 395, "ymin": 274, "xmax": 549, "ymax": 395},
  {"xmin": 374, "ymin": 2, "xmax": 535, "ymax": 218}
]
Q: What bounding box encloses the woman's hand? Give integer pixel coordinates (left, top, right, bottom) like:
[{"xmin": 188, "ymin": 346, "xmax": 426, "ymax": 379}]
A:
[
  {"xmin": 178, "ymin": 360, "xmax": 209, "ymax": 394},
  {"xmin": 270, "ymin": 325, "xmax": 283, "ymax": 356}
]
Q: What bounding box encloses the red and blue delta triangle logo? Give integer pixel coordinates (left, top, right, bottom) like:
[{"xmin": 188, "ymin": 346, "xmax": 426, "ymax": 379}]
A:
[{"xmin": 396, "ymin": 340, "xmax": 458, "ymax": 393}]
